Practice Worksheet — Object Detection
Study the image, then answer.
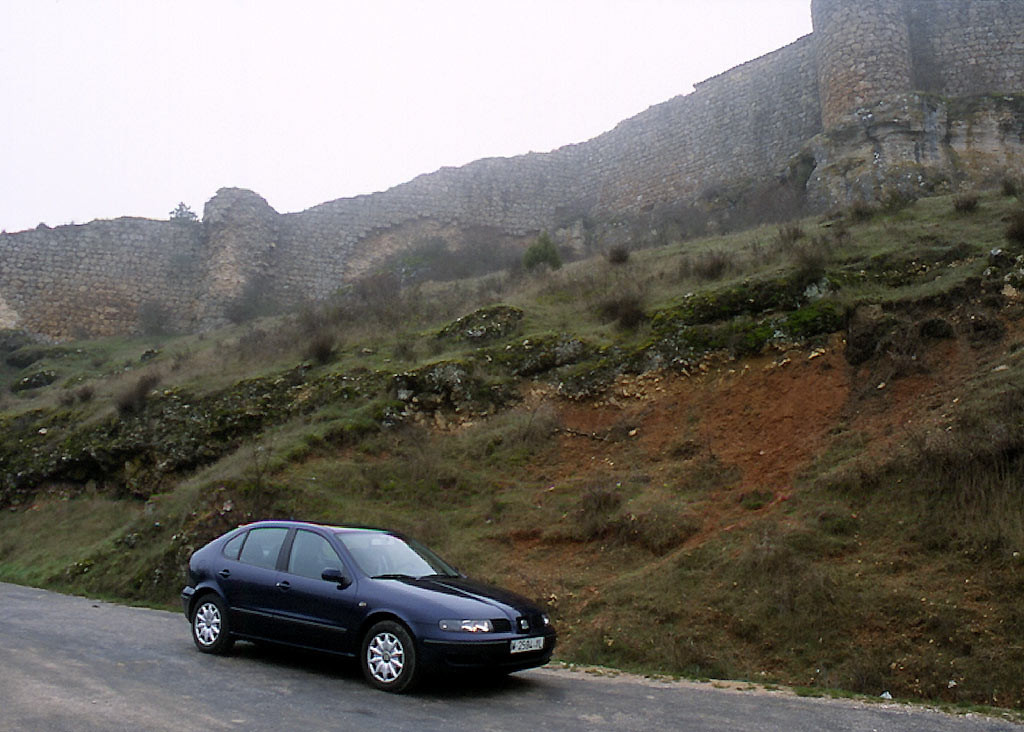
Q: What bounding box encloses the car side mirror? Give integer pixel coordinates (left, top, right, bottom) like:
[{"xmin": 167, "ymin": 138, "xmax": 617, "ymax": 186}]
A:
[{"xmin": 321, "ymin": 568, "xmax": 351, "ymax": 588}]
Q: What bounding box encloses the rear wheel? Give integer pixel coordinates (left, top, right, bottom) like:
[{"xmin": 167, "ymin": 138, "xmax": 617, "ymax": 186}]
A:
[
  {"xmin": 191, "ymin": 594, "xmax": 234, "ymax": 654},
  {"xmin": 361, "ymin": 620, "xmax": 418, "ymax": 693}
]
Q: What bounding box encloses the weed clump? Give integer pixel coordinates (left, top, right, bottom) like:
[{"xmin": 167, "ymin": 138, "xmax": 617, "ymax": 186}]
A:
[
  {"xmin": 848, "ymin": 200, "xmax": 876, "ymax": 222},
  {"xmin": 1006, "ymin": 208, "xmax": 1024, "ymax": 246},
  {"xmin": 953, "ymin": 193, "xmax": 979, "ymax": 214},
  {"xmin": 115, "ymin": 373, "xmax": 161, "ymax": 415},
  {"xmin": 304, "ymin": 330, "xmax": 336, "ymax": 365},
  {"xmin": 606, "ymin": 245, "xmax": 631, "ymax": 265},
  {"xmin": 677, "ymin": 250, "xmax": 735, "ymax": 282},
  {"xmin": 596, "ymin": 295, "xmax": 646, "ymax": 330},
  {"xmin": 574, "ymin": 488, "xmax": 624, "ymax": 540},
  {"xmin": 880, "ymin": 189, "xmax": 918, "ymax": 213},
  {"xmin": 776, "ymin": 224, "xmax": 805, "ymax": 247}
]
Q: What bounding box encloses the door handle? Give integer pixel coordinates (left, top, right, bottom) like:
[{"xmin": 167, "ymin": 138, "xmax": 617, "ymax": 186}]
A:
[
  {"xmin": 276, "ymin": 581, "xmax": 291, "ymax": 591},
  {"xmin": 218, "ymin": 569, "xmax": 231, "ymax": 578}
]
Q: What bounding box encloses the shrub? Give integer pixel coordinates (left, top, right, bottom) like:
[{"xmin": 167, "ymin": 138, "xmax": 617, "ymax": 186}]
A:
[
  {"xmin": 1006, "ymin": 209, "xmax": 1024, "ymax": 246},
  {"xmin": 596, "ymin": 295, "xmax": 646, "ymax": 330},
  {"xmin": 115, "ymin": 373, "xmax": 161, "ymax": 416},
  {"xmin": 1001, "ymin": 177, "xmax": 1022, "ymax": 197},
  {"xmin": 168, "ymin": 202, "xmax": 199, "ymax": 223},
  {"xmin": 848, "ymin": 200, "xmax": 876, "ymax": 222},
  {"xmin": 953, "ymin": 194, "xmax": 979, "ymax": 214},
  {"xmin": 678, "ymin": 249, "xmax": 734, "ymax": 282},
  {"xmin": 776, "ymin": 224, "xmax": 806, "ymax": 247},
  {"xmin": 225, "ymin": 275, "xmax": 278, "ymax": 324},
  {"xmin": 791, "ymin": 240, "xmax": 830, "ymax": 286},
  {"xmin": 523, "ymin": 232, "xmax": 562, "ymax": 271},
  {"xmin": 881, "ymin": 189, "xmax": 918, "ymax": 213},
  {"xmin": 304, "ymin": 330, "xmax": 336, "ymax": 365},
  {"xmin": 574, "ymin": 488, "xmax": 624, "ymax": 540},
  {"xmin": 606, "ymin": 245, "xmax": 631, "ymax": 265}
]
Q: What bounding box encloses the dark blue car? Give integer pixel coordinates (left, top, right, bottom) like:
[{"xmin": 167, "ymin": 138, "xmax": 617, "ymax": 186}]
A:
[{"xmin": 181, "ymin": 520, "xmax": 556, "ymax": 692}]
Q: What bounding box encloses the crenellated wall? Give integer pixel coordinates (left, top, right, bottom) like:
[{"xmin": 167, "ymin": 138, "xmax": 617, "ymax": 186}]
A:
[{"xmin": 1, "ymin": 0, "xmax": 1022, "ymax": 339}]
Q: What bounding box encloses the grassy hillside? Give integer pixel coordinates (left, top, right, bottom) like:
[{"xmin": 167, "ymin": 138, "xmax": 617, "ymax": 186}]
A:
[{"xmin": 2, "ymin": 189, "xmax": 1024, "ymax": 710}]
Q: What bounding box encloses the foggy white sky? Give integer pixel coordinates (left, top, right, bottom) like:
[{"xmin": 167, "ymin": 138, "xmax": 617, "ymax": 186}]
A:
[{"xmin": 0, "ymin": 1, "xmax": 812, "ymax": 233}]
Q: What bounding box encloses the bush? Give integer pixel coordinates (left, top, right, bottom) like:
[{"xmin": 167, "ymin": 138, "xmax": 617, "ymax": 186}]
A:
[
  {"xmin": 678, "ymin": 250, "xmax": 734, "ymax": 282},
  {"xmin": 953, "ymin": 194, "xmax": 979, "ymax": 214},
  {"xmin": 596, "ymin": 295, "xmax": 646, "ymax": 330},
  {"xmin": 115, "ymin": 373, "xmax": 161, "ymax": 415},
  {"xmin": 574, "ymin": 488, "xmax": 624, "ymax": 540},
  {"xmin": 1006, "ymin": 209, "xmax": 1024, "ymax": 246},
  {"xmin": 225, "ymin": 275, "xmax": 278, "ymax": 324},
  {"xmin": 791, "ymin": 240, "xmax": 830, "ymax": 286},
  {"xmin": 848, "ymin": 200, "xmax": 877, "ymax": 222},
  {"xmin": 168, "ymin": 202, "xmax": 199, "ymax": 223},
  {"xmin": 776, "ymin": 224, "xmax": 806, "ymax": 247},
  {"xmin": 523, "ymin": 232, "xmax": 562, "ymax": 272},
  {"xmin": 606, "ymin": 245, "xmax": 630, "ymax": 265},
  {"xmin": 881, "ymin": 190, "xmax": 918, "ymax": 213},
  {"xmin": 1001, "ymin": 177, "xmax": 1022, "ymax": 198},
  {"xmin": 304, "ymin": 330, "xmax": 336, "ymax": 365}
]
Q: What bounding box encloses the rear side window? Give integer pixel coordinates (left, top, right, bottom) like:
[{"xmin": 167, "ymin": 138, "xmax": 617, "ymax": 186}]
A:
[
  {"xmin": 238, "ymin": 527, "xmax": 288, "ymax": 570},
  {"xmin": 223, "ymin": 532, "xmax": 245, "ymax": 560}
]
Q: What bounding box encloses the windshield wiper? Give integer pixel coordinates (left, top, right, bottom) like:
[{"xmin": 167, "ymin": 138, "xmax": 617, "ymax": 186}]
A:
[
  {"xmin": 417, "ymin": 573, "xmax": 459, "ymax": 579},
  {"xmin": 371, "ymin": 573, "xmax": 414, "ymax": 580}
]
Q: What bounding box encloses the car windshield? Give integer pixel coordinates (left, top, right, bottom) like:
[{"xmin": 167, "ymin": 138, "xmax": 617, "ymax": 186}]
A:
[{"xmin": 336, "ymin": 531, "xmax": 459, "ymax": 579}]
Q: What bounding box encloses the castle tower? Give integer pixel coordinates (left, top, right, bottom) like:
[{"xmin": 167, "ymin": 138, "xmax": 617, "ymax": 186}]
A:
[{"xmin": 812, "ymin": 0, "xmax": 913, "ymax": 128}]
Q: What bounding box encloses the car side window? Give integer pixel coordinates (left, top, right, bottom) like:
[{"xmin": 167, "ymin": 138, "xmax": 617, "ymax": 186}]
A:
[
  {"xmin": 288, "ymin": 529, "xmax": 344, "ymax": 580},
  {"xmin": 223, "ymin": 532, "xmax": 245, "ymax": 560},
  {"xmin": 238, "ymin": 527, "xmax": 288, "ymax": 570}
]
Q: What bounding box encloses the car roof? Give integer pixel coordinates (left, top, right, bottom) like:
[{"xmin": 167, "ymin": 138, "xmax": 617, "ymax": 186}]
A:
[{"xmin": 238, "ymin": 519, "xmax": 392, "ymax": 535}]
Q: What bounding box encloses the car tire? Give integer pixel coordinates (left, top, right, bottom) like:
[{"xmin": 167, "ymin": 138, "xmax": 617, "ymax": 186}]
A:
[
  {"xmin": 191, "ymin": 594, "xmax": 234, "ymax": 655},
  {"xmin": 361, "ymin": 620, "xmax": 418, "ymax": 693}
]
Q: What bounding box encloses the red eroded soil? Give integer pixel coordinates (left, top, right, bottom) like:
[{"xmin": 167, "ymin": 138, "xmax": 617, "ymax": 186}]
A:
[{"xmin": 536, "ymin": 322, "xmax": 1016, "ymax": 546}]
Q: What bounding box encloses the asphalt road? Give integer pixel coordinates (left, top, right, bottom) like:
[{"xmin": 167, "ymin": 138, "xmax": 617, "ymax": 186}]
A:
[{"xmin": 1, "ymin": 582, "xmax": 1020, "ymax": 732}]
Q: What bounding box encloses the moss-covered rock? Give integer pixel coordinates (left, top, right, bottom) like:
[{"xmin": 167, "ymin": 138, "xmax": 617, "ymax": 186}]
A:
[
  {"xmin": 489, "ymin": 334, "xmax": 595, "ymax": 377},
  {"xmin": 650, "ymin": 273, "xmax": 816, "ymax": 336},
  {"xmin": 392, "ymin": 360, "xmax": 515, "ymax": 414},
  {"xmin": 10, "ymin": 370, "xmax": 57, "ymax": 392},
  {"xmin": 436, "ymin": 305, "xmax": 524, "ymax": 343}
]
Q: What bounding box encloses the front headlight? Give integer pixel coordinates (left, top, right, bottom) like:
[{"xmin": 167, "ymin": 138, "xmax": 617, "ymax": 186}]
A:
[
  {"xmin": 542, "ymin": 614, "xmax": 550, "ymax": 627},
  {"xmin": 439, "ymin": 619, "xmax": 494, "ymax": 633}
]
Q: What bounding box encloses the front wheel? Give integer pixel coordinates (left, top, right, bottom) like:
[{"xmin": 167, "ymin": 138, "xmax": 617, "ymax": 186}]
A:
[
  {"xmin": 361, "ymin": 620, "xmax": 418, "ymax": 692},
  {"xmin": 191, "ymin": 594, "xmax": 234, "ymax": 655}
]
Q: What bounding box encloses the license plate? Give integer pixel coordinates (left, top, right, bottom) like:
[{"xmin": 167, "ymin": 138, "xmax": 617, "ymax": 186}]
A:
[{"xmin": 510, "ymin": 636, "xmax": 545, "ymax": 654}]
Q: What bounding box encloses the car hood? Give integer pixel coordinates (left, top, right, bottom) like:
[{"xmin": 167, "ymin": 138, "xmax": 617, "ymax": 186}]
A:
[{"xmin": 369, "ymin": 575, "xmax": 543, "ymax": 619}]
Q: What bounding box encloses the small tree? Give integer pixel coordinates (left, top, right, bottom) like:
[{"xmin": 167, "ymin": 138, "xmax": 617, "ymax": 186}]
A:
[
  {"xmin": 169, "ymin": 202, "xmax": 199, "ymax": 223},
  {"xmin": 523, "ymin": 231, "xmax": 562, "ymax": 271}
]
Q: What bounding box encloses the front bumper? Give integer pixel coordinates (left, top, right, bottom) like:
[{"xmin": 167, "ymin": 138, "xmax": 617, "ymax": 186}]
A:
[{"xmin": 420, "ymin": 631, "xmax": 557, "ymax": 672}]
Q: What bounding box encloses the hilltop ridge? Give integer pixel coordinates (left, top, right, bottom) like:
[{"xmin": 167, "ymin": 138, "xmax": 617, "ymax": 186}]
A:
[{"xmin": 2, "ymin": 189, "xmax": 1024, "ymax": 707}]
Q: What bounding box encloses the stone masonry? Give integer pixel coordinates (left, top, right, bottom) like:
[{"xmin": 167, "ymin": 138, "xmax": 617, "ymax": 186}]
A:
[{"xmin": 1, "ymin": 0, "xmax": 1022, "ymax": 339}]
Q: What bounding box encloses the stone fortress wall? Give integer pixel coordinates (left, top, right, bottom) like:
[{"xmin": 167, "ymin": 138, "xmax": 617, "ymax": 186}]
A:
[{"xmin": 2, "ymin": 0, "xmax": 1023, "ymax": 339}]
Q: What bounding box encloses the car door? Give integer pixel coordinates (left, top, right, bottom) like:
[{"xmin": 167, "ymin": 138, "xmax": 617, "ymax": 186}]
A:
[
  {"xmin": 217, "ymin": 526, "xmax": 290, "ymax": 639},
  {"xmin": 272, "ymin": 528, "xmax": 362, "ymax": 652}
]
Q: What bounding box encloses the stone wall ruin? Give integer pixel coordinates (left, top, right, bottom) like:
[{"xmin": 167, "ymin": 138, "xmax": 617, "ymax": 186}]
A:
[{"xmin": 1, "ymin": 0, "xmax": 1022, "ymax": 339}]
